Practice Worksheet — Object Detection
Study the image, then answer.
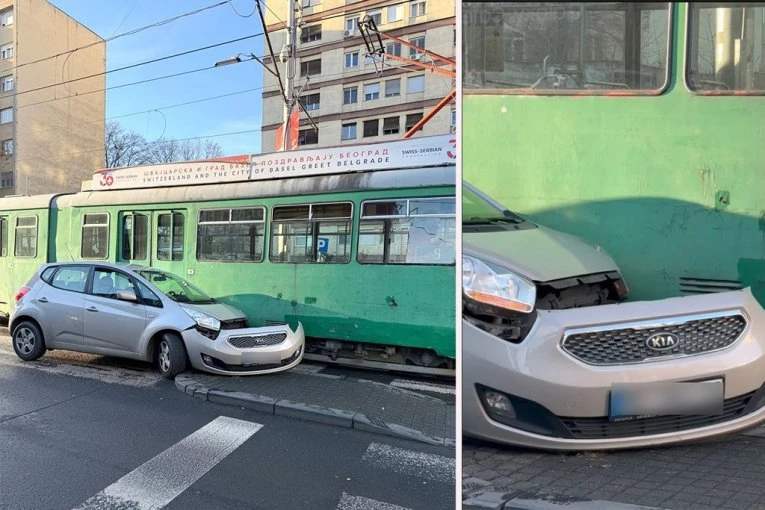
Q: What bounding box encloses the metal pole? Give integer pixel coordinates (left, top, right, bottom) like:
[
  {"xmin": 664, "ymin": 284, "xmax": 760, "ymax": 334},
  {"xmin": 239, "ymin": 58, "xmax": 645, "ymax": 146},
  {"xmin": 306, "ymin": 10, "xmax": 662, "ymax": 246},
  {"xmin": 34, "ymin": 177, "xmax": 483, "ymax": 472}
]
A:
[{"xmin": 283, "ymin": 0, "xmax": 297, "ymax": 151}]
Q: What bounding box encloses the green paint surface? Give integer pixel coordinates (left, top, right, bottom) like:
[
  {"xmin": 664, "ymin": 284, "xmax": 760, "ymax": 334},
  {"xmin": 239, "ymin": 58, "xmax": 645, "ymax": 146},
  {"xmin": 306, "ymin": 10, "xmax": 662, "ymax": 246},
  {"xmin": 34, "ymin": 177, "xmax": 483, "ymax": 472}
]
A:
[{"xmin": 463, "ymin": 4, "xmax": 765, "ymax": 305}]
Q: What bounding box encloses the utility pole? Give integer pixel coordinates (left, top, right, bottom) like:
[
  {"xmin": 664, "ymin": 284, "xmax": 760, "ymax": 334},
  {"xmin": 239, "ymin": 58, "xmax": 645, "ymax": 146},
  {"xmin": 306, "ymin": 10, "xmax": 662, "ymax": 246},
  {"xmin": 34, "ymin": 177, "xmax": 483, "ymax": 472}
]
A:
[{"xmin": 282, "ymin": 0, "xmax": 298, "ymax": 151}]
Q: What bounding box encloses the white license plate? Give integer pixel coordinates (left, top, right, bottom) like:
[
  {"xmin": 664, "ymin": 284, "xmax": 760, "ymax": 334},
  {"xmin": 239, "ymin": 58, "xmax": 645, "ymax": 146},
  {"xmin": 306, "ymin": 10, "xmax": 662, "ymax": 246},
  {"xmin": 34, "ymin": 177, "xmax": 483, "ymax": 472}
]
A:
[{"xmin": 609, "ymin": 379, "xmax": 724, "ymax": 422}]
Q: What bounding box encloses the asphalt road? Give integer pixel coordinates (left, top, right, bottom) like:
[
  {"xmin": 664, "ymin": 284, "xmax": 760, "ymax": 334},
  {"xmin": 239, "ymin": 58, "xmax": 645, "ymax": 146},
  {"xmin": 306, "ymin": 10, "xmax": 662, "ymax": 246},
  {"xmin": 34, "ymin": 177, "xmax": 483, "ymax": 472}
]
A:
[{"xmin": 0, "ymin": 344, "xmax": 455, "ymax": 510}]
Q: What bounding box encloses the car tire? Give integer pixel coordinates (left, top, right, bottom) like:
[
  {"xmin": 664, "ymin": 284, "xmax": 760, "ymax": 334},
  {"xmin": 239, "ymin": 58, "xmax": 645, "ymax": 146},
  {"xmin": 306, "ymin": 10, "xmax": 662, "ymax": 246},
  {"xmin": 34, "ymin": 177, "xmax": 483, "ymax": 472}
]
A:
[
  {"xmin": 12, "ymin": 321, "xmax": 46, "ymax": 361},
  {"xmin": 157, "ymin": 332, "xmax": 187, "ymax": 379}
]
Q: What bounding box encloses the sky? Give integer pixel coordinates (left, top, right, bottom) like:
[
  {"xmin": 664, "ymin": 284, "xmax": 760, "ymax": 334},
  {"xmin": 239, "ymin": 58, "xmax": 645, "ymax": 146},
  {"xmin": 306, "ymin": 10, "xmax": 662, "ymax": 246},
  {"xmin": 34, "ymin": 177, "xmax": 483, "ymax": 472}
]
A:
[{"xmin": 48, "ymin": 0, "xmax": 268, "ymax": 155}]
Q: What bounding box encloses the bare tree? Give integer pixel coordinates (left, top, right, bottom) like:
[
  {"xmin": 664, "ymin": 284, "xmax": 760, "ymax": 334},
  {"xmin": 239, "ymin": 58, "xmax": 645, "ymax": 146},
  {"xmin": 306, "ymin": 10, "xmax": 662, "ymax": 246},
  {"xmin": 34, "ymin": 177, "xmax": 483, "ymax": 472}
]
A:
[
  {"xmin": 104, "ymin": 121, "xmax": 152, "ymax": 168},
  {"xmin": 105, "ymin": 122, "xmax": 226, "ymax": 167}
]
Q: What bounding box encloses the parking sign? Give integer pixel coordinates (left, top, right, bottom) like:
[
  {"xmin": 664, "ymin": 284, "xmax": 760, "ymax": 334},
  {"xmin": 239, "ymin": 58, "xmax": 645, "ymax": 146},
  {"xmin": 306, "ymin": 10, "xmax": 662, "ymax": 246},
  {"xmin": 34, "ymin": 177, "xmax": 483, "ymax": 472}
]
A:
[{"xmin": 317, "ymin": 238, "xmax": 330, "ymax": 254}]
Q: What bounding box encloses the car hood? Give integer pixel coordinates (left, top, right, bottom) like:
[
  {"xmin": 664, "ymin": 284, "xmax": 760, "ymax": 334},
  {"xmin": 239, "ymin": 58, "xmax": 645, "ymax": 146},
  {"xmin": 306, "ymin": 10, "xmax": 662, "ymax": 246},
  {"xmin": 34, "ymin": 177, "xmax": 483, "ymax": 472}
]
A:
[
  {"xmin": 463, "ymin": 225, "xmax": 619, "ymax": 282},
  {"xmin": 179, "ymin": 301, "xmax": 247, "ymax": 322}
]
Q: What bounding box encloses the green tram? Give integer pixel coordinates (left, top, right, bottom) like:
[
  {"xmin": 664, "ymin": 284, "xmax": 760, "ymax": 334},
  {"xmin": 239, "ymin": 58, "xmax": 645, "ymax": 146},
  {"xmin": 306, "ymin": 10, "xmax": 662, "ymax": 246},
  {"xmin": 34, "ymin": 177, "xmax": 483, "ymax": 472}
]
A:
[
  {"xmin": 463, "ymin": 2, "xmax": 765, "ymax": 305},
  {"xmin": 0, "ymin": 141, "xmax": 456, "ymax": 376}
]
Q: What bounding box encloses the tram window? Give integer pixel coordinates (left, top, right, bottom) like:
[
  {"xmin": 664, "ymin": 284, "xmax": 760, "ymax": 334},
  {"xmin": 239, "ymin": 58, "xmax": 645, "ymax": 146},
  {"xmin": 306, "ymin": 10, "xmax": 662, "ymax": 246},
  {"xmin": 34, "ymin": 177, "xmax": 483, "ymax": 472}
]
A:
[
  {"xmin": 463, "ymin": 2, "xmax": 670, "ymax": 93},
  {"xmin": 687, "ymin": 3, "xmax": 765, "ymax": 93},
  {"xmin": 197, "ymin": 207, "xmax": 265, "ymax": 262},
  {"xmin": 157, "ymin": 213, "xmax": 184, "ymax": 261},
  {"xmin": 358, "ymin": 197, "xmax": 456, "ymax": 265},
  {"xmin": 270, "ymin": 202, "xmax": 352, "ymax": 264},
  {"xmin": 122, "ymin": 214, "xmax": 148, "ymax": 261},
  {"xmin": 14, "ymin": 215, "xmax": 37, "ymax": 257},
  {"xmin": 81, "ymin": 213, "xmax": 109, "ymax": 259},
  {"xmin": 0, "ymin": 217, "xmax": 7, "ymax": 257}
]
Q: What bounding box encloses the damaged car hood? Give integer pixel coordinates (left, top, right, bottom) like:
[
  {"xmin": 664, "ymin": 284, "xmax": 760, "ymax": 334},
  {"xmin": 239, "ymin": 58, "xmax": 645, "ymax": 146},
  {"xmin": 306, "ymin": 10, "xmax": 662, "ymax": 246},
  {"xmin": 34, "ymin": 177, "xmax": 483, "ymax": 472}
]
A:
[
  {"xmin": 181, "ymin": 302, "xmax": 247, "ymax": 322},
  {"xmin": 463, "ymin": 225, "xmax": 619, "ymax": 282}
]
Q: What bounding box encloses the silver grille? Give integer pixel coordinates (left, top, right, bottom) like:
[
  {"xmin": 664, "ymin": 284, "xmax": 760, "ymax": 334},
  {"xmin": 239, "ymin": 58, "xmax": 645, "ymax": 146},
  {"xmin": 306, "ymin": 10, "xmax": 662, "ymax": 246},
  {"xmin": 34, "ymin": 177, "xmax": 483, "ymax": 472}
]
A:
[
  {"xmin": 227, "ymin": 333, "xmax": 287, "ymax": 349},
  {"xmin": 561, "ymin": 313, "xmax": 747, "ymax": 365}
]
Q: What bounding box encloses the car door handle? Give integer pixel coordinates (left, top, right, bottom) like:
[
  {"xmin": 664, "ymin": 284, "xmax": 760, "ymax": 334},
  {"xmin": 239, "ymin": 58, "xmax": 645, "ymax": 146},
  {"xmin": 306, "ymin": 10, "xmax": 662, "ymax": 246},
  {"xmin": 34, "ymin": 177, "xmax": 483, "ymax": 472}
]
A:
[
  {"xmin": 86, "ymin": 306, "xmax": 98, "ymax": 312},
  {"xmin": 38, "ymin": 297, "xmax": 48, "ymax": 303}
]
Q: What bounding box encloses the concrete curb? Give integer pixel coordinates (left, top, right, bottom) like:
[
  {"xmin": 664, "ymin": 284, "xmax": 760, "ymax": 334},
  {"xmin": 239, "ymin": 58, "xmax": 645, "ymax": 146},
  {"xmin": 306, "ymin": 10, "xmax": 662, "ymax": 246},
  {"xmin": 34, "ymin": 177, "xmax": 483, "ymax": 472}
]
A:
[{"xmin": 175, "ymin": 373, "xmax": 454, "ymax": 448}]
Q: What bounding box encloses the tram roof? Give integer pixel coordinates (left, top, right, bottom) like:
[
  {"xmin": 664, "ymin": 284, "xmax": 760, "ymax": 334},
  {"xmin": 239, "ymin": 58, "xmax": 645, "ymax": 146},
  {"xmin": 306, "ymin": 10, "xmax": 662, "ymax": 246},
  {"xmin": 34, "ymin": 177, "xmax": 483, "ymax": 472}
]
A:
[{"xmin": 0, "ymin": 194, "xmax": 61, "ymax": 211}]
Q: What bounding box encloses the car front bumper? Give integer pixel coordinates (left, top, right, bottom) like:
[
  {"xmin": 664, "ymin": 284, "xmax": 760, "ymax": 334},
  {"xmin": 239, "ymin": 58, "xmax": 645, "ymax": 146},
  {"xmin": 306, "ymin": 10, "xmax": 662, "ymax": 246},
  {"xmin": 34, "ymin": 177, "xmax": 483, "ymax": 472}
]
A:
[
  {"xmin": 182, "ymin": 322, "xmax": 305, "ymax": 376},
  {"xmin": 463, "ymin": 288, "xmax": 765, "ymax": 451}
]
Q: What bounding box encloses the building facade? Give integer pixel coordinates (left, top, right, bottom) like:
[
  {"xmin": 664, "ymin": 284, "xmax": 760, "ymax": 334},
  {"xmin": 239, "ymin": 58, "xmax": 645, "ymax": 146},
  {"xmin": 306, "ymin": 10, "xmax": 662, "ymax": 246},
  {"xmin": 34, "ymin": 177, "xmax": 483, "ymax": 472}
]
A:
[
  {"xmin": 0, "ymin": 0, "xmax": 105, "ymax": 197},
  {"xmin": 261, "ymin": 0, "xmax": 456, "ymax": 151}
]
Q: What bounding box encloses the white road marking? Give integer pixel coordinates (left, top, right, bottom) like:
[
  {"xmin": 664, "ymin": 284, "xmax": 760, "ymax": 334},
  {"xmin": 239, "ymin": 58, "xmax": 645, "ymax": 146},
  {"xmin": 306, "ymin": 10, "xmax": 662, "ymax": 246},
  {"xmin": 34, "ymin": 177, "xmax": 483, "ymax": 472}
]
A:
[
  {"xmin": 389, "ymin": 379, "xmax": 455, "ymax": 395},
  {"xmin": 336, "ymin": 493, "xmax": 412, "ymax": 510},
  {"xmin": 74, "ymin": 416, "xmax": 262, "ymax": 510},
  {"xmin": 362, "ymin": 443, "xmax": 455, "ymax": 484},
  {"xmin": 0, "ymin": 349, "xmax": 162, "ymax": 387}
]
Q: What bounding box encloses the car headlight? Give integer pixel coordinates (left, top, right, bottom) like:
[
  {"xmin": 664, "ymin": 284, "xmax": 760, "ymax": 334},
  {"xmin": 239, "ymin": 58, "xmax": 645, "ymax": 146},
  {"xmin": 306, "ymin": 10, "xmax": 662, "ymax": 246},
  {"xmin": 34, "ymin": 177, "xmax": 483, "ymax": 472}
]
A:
[
  {"xmin": 462, "ymin": 255, "xmax": 536, "ymax": 314},
  {"xmin": 180, "ymin": 306, "xmax": 221, "ymax": 332}
]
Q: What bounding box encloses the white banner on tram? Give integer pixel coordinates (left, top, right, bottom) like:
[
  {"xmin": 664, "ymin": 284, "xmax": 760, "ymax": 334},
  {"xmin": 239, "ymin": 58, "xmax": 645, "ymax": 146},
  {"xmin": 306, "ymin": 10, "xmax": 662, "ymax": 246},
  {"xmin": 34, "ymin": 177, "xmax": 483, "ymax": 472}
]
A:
[{"xmin": 92, "ymin": 135, "xmax": 456, "ymax": 191}]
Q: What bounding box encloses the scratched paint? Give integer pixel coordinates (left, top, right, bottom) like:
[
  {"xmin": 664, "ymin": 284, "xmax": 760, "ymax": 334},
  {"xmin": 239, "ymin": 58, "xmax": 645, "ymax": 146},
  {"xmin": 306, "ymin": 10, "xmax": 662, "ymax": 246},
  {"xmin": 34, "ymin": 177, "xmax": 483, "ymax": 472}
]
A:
[{"xmin": 463, "ymin": 3, "xmax": 765, "ymax": 306}]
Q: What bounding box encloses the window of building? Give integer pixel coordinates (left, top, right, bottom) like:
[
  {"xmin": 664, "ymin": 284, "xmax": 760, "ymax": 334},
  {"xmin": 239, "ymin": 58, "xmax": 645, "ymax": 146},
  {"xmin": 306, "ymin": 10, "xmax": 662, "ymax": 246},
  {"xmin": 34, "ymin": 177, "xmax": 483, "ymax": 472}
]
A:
[
  {"xmin": 405, "ymin": 112, "xmax": 424, "ymax": 132},
  {"xmin": 451, "ymin": 109, "xmax": 457, "ymax": 129},
  {"xmin": 51, "ymin": 266, "xmax": 89, "ymax": 293},
  {"xmin": 341, "ymin": 123, "xmax": 357, "ymax": 141},
  {"xmin": 358, "ymin": 197, "xmax": 455, "ymax": 265},
  {"xmin": 410, "ymin": 1, "xmax": 427, "ymax": 18},
  {"xmin": 367, "ymin": 11, "xmax": 382, "ymax": 26},
  {"xmin": 363, "ymin": 119, "xmax": 379, "ymax": 137},
  {"xmin": 299, "ymin": 93, "xmax": 320, "ymax": 111},
  {"xmin": 81, "ymin": 213, "xmax": 109, "ymax": 259},
  {"xmin": 382, "ymin": 117, "xmax": 400, "ymax": 135},
  {"xmin": 385, "ymin": 42, "xmax": 402, "ymax": 57},
  {"xmin": 407, "ymin": 75, "xmax": 425, "ymax": 94},
  {"xmin": 0, "ymin": 108, "xmax": 12, "ymax": 124},
  {"xmin": 92, "ymin": 268, "xmax": 136, "ymax": 299},
  {"xmin": 409, "ymin": 36, "xmax": 425, "ymax": 58},
  {"xmin": 197, "ymin": 207, "xmax": 265, "ymax": 262},
  {"xmin": 300, "ymin": 58, "xmax": 321, "ymax": 76},
  {"xmin": 270, "ymin": 202, "xmax": 352, "ymax": 264},
  {"xmin": 385, "ymin": 79, "xmax": 401, "ymax": 97},
  {"xmin": 157, "ymin": 212, "xmax": 184, "ymax": 261},
  {"xmin": 298, "ymin": 128, "xmax": 319, "ymax": 145},
  {"xmin": 463, "ymin": 2, "xmax": 671, "ymax": 92},
  {"xmin": 300, "ymin": 24, "xmax": 322, "ymax": 43},
  {"xmin": 0, "ymin": 8, "xmax": 13, "ymax": 27},
  {"xmin": 364, "ymin": 82, "xmax": 380, "ymax": 100},
  {"xmin": 0, "ymin": 217, "xmax": 6, "ymax": 257},
  {"xmin": 14, "ymin": 215, "xmax": 37, "ymax": 257},
  {"xmin": 687, "ymin": 3, "xmax": 765, "ymax": 93},
  {"xmin": 121, "ymin": 214, "xmax": 148, "ymax": 261},
  {"xmin": 302, "ymin": 0, "xmax": 321, "ymax": 7},
  {"xmin": 2, "ymin": 139, "xmax": 12, "ymax": 156},
  {"xmin": 0, "ymin": 171, "xmax": 11, "ymax": 188},
  {"xmin": 388, "ymin": 5, "xmax": 403, "ymax": 22},
  {"xmin": 0, "ymin": 44, "xmax": 12, "ymax": 59},
  {"xmin": 343, "ymin": 86, "xmax": 358, "ymax": 104},
  {"xmin": 345, "ymin": 51, "xmax": 359, "ymax": 68},
  {"xmin": 1, "ymin": 75, "xmax": 13, "ymax": 92},
  {"xmin": 345, "ymin": 17, "xmax": 359, "ymax": 34}
]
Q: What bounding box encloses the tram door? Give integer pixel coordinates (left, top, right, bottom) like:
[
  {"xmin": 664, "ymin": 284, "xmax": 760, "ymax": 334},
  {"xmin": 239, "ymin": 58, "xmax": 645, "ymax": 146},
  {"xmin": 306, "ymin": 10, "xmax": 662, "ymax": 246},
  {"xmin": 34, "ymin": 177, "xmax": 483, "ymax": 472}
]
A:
[
  {"xmin": 151, "ymin": 210, "xmax": 186, "ymax": 275},
  {"xmin": 0, "ymin": 215, "xmax": 9, "ymax": 313}
]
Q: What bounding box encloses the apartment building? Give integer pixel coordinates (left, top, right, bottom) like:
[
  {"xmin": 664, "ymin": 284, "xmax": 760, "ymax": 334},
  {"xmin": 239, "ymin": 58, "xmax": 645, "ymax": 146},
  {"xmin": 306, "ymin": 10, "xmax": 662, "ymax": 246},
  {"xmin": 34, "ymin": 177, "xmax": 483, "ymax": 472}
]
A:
[
  {"xmin": 0, "ymin": 0, "xmax": 105, "ymax": 197},
  {"xmin": 261, "ymin": 0, "xmax": 456, "ymax": 150}
]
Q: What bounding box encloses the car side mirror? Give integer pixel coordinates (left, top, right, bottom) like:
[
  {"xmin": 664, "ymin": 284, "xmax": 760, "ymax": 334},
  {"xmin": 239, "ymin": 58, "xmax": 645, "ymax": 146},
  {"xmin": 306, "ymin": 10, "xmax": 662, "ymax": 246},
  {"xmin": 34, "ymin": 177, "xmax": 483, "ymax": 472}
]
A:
[{"xmin": 116, "ymin": 290, "xmax": 138, "ymax": 302}]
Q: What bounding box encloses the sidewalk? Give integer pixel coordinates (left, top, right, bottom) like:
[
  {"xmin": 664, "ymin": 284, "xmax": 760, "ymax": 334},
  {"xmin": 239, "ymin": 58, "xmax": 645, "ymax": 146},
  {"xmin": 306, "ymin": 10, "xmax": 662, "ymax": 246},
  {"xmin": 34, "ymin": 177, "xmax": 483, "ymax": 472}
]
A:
[{"xmin": 175, "ymin": 364, "xmax": 456, "ymax": 447}]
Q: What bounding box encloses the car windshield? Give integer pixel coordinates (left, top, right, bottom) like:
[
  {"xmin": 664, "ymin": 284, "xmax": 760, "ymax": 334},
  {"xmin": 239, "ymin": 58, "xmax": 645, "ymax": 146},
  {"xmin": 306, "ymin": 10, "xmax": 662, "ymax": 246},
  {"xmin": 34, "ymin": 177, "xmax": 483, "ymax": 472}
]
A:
[
  {"xmin": 462, "ymin": 183, "xmax": 527, "ymax": 225},
  {"xmin": 136, "ymin": 269, "xmax": 216, "ymax": 304}
]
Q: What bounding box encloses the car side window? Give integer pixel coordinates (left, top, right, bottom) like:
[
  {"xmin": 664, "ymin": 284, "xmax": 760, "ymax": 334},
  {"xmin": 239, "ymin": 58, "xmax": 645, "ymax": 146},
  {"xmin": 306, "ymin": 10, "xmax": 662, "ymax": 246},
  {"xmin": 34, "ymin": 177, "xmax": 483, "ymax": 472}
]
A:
[
  {"xmin": 50, "ymin": 266, "xmax": 89, "ymax": 293},
  {"xmin": 40, "ymin": 266, "xmax": 57, "ymax": 283},
  {"xmin": 136, "ymin": 281, "xmax": 163, "ymax": 308},
  {"xmin": 92, "ymin": 268, "xmax": 135, "ymax": 299}
]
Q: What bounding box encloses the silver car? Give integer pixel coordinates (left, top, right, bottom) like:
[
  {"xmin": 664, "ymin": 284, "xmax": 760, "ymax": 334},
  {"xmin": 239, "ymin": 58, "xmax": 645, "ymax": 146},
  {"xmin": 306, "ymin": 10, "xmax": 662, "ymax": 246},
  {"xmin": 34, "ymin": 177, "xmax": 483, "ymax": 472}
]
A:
[
  {"xmin": 9, "ymin": 262, "xmax": 304, "ymax": 378},
  {"xmin": 463, "ymin": 183, "xmax": 765, "ymax": 450}
]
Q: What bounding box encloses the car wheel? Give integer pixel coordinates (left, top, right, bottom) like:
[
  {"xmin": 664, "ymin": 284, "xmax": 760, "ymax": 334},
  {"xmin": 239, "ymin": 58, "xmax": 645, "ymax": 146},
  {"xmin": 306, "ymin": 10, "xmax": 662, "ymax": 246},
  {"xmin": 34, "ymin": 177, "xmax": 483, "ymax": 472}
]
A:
[
  {"xmin": 12, "ymin": 321, "xmax": 46, "ymax": 361},
  {"xmin": 157, "ymin": 333, "xmax": 187, "ymax": 379}
]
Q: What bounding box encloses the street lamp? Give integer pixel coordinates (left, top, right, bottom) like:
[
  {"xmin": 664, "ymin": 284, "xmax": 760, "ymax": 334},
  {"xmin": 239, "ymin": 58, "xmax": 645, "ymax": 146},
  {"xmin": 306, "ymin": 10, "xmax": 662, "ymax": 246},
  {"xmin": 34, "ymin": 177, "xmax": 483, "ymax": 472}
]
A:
[{"xmin": 214, "ymin": 56, "xmax": 242, "ymax": 67}]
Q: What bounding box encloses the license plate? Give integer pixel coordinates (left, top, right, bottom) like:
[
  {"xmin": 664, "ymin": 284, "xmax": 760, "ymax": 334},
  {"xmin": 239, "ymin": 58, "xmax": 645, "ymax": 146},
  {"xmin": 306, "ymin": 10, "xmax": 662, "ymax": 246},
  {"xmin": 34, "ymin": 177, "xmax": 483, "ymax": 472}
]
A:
[{"xmin": 609, "ymin": 379, "xmax": 724, "ymax": 422}]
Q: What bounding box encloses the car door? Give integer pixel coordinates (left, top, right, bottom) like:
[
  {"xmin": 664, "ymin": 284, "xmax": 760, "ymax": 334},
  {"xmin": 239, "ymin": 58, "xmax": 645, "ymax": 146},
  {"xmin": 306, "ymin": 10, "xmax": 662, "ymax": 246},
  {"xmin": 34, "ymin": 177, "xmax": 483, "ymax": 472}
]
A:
[
  {"xmin": 83, "ymin": 267, "xmax": 147, "ymax": 354},
  {"xmin": 37, "ymin": 265, "xmax": 90, "ymax": 348}
]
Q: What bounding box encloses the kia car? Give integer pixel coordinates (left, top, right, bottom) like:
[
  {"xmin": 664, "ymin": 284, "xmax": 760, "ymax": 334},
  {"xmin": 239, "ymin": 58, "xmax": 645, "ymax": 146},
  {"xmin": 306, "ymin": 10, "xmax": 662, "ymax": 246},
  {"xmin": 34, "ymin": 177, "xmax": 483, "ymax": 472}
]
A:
[
  {"xmin": 462, "ymin": 183, "xmax": 765, "ymax": 450},
  {"xmin": 10, "ymin": 262, "xmax": 305, "ymax": 378}
]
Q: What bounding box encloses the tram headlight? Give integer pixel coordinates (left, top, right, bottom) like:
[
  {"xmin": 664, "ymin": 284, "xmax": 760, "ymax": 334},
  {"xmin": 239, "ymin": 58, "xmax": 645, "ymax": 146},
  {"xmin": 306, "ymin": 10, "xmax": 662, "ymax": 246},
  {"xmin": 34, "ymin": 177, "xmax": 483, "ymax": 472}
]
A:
[
  {"xmin": 180, "ymin": 306, "xmax": 221, "ymax": 339},
  {"xmin": 462, "ymin": 255, "xmax": 536, "ymax": 314}
]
